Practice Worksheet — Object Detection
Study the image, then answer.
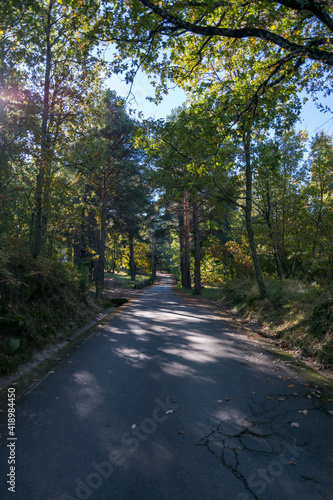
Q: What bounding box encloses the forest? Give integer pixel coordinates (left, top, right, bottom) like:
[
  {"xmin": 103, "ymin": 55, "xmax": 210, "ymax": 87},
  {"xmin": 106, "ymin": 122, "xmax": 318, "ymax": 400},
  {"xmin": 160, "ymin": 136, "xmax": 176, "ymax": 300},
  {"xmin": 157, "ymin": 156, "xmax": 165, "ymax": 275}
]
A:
[{"xmin": 1, "ymin": 0, "xmax": 333, "ymax": 374}]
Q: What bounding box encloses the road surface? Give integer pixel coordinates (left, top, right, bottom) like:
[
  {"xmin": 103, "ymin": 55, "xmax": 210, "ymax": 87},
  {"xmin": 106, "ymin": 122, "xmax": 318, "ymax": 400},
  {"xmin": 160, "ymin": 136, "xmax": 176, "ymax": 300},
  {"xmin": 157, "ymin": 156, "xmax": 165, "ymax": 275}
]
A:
[{"xmin": 0, "ymin": 275, "xmax": 332, "ymax": 500}]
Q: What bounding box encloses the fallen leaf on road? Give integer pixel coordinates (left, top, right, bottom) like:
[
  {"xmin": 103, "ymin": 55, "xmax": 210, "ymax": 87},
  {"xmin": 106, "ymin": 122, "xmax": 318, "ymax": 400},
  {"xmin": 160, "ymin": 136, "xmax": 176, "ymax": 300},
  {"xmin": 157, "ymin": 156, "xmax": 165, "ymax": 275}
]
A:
[
  {"xmin": 225, "ymin": 397, "xmax": 230, "ymax": 401},
  {"xmin": 172, "ymin": 399, "xmax": 177, "ymax": 403},
  {"xmin": 288, "ymin": 384, "xmax": 295, "ymax": 388},
  {"xmin": 239, "ymin": 362, "xmax": 245, "ymax": 365},
  {"xmin": 298, "ymin": 410, "xmax": 308, "ymax": 415},
  {"xmin": 178, "ymin": 431, "xmax": 184, "ymax": 435},
  {"xmin": 166, "ymin": 409, "xmax": 174, "ymax": 415},
  {"xmin": 217, "ymin": 400, "xmax": 223, "ymax": 403},
  {"xmin": 293, "ymin": 392, "xmax": 299, "ymax": 396},
  {"xmin": 288, "ymin": 461, "xmax": 296, "ymax": 465},
  {"xmin": 55, "ymin": 358, "xmax": 61, "ymax": 362},
  {"xmin": 131, "ymin": 424, "xmax": 136, "ymax": 429},
  {"xmin": 328, "ymin": 411, "xmax": 333, "ymax": 415},
  {"xmin": 291, "ymin": 422, "xmax": 299, "ymax": 428},
  {"xmin": 68, "ymin": 361, "xmax": 72, "ymax": 364},
  {"xmin": 266, "ymin": 396, "xmax": 272, "ymax": 400},
  {"xmin": 278, "ymin": 398, "xmax": 286, "ymax": 402}
]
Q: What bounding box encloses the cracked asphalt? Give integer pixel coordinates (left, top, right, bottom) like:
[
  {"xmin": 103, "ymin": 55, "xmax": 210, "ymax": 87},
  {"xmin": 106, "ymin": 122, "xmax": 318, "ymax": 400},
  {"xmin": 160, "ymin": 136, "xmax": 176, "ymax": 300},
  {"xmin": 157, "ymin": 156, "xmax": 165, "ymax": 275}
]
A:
[{"xmin": 0, "ymin": 274, "xmax": 333, "ymax": 500}]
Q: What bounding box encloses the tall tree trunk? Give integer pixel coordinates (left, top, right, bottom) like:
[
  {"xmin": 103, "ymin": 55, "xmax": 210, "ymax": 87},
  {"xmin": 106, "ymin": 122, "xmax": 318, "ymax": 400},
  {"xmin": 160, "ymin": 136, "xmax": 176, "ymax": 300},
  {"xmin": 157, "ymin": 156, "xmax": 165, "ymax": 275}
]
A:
[
  {"xmin": 178, "ymin": 210, "xmax": 186, "ymax": 287},
  {"xmin": 183, "ymin": 191, "xmax": 191, "ymax": 290},
  {"xmin": 87, "ymin": 210, "xmax": 97, "ymax": 282},
  {"xmin": 192, "ymin": 200, "xmax": 201, "ymax": 295},
  {"xmin": 33, "ymin": 0, "xmax": 53, "ymax": 258},
  {"xmin": 96, "ymin": 169, "xmax": 108, "ymax": 297},
  {"xmin": 242, "ymin": 129, "xmax": 267, "ymax": 298},
  {"xmin": 265, "ymin": 185, "xmax": 284, "ymax": 280},
  {"xmin": 129, "ymin": 234, "xmax": 136, "ymax": 281},
  {"xmin": 151, "ymin": 232, "xmax": 156, "ymax": 282}
]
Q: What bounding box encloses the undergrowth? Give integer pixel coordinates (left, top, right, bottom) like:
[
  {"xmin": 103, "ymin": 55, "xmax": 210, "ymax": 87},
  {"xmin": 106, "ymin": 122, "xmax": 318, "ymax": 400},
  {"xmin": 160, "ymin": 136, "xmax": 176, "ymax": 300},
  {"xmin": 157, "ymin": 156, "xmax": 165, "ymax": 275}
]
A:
[
  {"xmin": 200, "ymin": 279, "xmax": 333, "ymax": 367},
  {"xmin": 0, "ymin": 250, "xmax": 102, "ymax": 375}
]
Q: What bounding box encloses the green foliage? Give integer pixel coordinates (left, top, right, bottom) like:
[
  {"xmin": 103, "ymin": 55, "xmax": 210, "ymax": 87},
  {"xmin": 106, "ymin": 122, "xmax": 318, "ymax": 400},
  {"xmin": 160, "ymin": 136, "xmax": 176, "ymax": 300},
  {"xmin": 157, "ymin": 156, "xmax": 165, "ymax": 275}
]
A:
[{"xmin": 0, "ymin": 251, "xmax": 93, "ymax": 374}]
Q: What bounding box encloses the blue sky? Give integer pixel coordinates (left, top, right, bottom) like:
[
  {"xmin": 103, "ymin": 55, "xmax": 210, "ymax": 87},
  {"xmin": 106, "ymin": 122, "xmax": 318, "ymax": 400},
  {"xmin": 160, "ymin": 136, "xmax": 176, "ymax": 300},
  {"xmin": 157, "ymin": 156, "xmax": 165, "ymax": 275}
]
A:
[{"xmin": 106, "ymin": 70, "xmax": 333, "ymax": 137}]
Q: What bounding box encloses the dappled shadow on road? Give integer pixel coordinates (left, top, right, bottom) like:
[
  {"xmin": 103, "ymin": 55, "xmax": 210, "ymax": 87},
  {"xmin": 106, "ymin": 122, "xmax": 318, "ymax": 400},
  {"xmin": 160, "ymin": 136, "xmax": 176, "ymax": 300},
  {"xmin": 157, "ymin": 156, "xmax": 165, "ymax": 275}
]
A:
[
  {"xmin": 61, "ymin": 278, "xmax": 333, "ymax": 499},
  {"xmin": 7, "ymin": 276, "xmax": 333, "ymax": 500}
]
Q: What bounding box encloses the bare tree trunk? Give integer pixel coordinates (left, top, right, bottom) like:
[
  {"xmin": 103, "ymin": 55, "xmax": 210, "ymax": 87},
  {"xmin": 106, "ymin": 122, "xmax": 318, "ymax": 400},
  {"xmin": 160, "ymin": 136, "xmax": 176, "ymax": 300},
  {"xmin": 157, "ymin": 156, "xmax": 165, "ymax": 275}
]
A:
[
  {"xmin": 192, "ymin": 200, "xmax": 201, "ymax": 295},
  {"xmin": 178, "ymin": 210, "xmax": 185, "ymax": 287},
  {"xmin": 33, "ymin": 2, "xmax": 53, "ymax": 258},
  {"xmin": 96, "ymin": 170, "xmax": 108, "ymax": 297},
  {"xmin": 265, "ymin": 186, "xmax": 284, "ymax": 280},
  {"xmin": 183, "ymin": 191, "xmax": 191, "ymax": 290},
  {"xmin": 151, "ymin": 232, "xmax": 156, "ymax": 282},
  {"xmin": 242, "ymin": 129, "xmax": 267, "ymax": 298},
  {"xmin": 129, "ymin": 234, "xmax": 136, "ymax": 281}
]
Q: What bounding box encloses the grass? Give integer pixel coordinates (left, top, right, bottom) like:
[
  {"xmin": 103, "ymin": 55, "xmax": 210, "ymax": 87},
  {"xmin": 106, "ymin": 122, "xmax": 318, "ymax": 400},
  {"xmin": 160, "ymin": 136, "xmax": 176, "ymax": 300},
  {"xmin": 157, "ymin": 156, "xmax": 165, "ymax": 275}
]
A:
[
  {"xmin": 105, "ymin": 271, "xmax": 152, "ymax": 289},
  {"xmin": 182, "ymin": 278, "xmax": 333, "ymax": 367}
]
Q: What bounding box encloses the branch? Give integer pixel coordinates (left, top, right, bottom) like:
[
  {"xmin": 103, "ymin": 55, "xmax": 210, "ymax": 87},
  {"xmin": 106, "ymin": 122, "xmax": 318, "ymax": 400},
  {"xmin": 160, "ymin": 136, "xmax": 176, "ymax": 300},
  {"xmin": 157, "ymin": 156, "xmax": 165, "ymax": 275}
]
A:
[{"xmin": 138, "ymin": 0, "xmax": 333, "ymax": 65}]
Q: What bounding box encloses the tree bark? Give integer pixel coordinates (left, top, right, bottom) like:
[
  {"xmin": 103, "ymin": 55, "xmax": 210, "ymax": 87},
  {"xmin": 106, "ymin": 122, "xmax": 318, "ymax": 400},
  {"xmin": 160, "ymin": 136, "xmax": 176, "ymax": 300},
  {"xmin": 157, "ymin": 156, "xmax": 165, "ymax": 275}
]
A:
[
  {"xmin": 33, "ymin": 0, "xmax": 53, "ymax": 258},
  {"xmin": 264, "ymin": 185, "xmax": 284, "ymax": 280},
  {"xmin": 183, "ymin": 191, "xmax": 191, "ymax": 290},
  {"xmin": 151, "ymin": 232, "xmax": 156, "ymax": 282},
  {"xmin": 96, "ymin": 169, "xmax": 108, "ymax": 297},
  {"xmin": 129, "ymin": 234, "xmax": 136, "ymax": 281},
  {"xmin": 242, "ymin": 129, "xmax": 267, "ymax": 298},
  {"xmin": 178, "ymin": 210, "xmax": 186, "ymax": 287},
  {"xmin": 192, "ymin": 200, "xmax": 201, "ymax": 295}
]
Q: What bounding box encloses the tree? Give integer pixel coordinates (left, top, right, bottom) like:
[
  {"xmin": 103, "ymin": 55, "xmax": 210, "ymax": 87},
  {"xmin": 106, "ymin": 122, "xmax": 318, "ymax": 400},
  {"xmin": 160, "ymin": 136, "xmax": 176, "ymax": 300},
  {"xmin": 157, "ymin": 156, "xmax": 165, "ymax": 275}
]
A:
[
  {"xmin": 75, "ymin": 90, "xmax": 142, "ymax": 295},
  {"xmin": 251, "ymin": 129, "xmax": 308, "ymax": 279},
  {"xmin": 303, "ymin": 131, "xmax": 333, "ymax": 277},
  {"xmin": 110, "ymin": 169, "xmax": 152, "ymax": 281},
  {"xmin": 18, "ymin": 0, "xmax": 102, "ymax": 258},
  {"xmin": 103, "ymin": 0, "xmax": 333, "ymax": 113}
]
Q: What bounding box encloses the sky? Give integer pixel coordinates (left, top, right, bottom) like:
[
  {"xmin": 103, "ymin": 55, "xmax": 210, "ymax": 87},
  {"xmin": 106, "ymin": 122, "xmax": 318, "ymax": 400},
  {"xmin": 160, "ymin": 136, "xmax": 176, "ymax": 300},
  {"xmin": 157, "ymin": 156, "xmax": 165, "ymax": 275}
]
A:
[{"xmin": 106, "ymin": 69, "xmax": 333, "ymax": 138}]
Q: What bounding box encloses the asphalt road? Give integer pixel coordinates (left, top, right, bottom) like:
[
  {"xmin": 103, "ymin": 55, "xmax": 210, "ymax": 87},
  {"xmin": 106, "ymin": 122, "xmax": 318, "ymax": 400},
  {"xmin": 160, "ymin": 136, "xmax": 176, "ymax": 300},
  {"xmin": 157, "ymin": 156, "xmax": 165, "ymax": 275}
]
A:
[{"xmin": 0, "ymin": 275, "xmax": 333, "ymax": 500}]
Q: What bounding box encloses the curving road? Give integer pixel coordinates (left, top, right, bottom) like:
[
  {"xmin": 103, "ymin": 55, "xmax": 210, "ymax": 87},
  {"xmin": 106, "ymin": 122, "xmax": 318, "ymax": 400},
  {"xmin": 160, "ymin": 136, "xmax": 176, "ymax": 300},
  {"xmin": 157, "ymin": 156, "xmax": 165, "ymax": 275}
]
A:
[{"xmin": 0, "ymin": 275, "xmax": 333, "ymax": 500}]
